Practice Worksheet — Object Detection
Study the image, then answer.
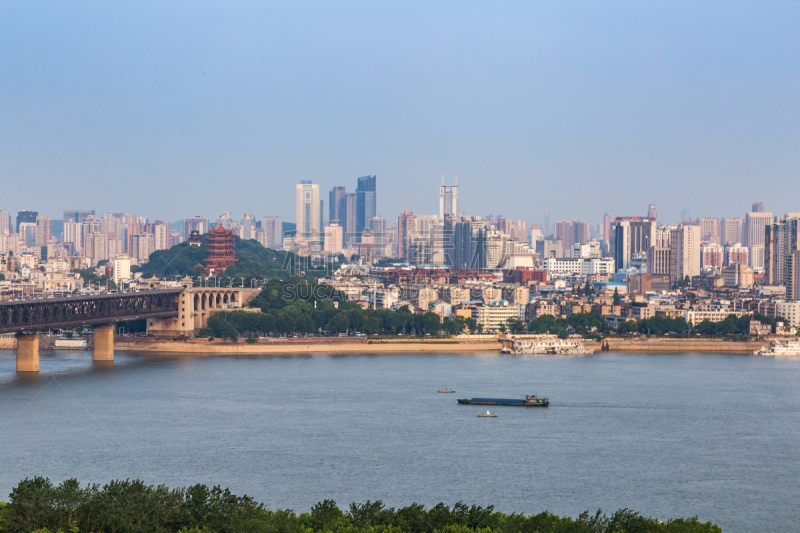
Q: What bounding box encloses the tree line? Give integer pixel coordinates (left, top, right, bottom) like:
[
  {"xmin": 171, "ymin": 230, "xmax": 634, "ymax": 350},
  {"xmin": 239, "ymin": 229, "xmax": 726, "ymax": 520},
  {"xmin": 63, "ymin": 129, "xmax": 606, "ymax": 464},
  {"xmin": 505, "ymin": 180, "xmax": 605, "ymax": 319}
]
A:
[
  {"xmin": 1, "ymin": 477, "xmax": 721, "ymax": 533},
  {"xmin": 198, "ymin": 279, "xmax": 479, "ymax": 340}
]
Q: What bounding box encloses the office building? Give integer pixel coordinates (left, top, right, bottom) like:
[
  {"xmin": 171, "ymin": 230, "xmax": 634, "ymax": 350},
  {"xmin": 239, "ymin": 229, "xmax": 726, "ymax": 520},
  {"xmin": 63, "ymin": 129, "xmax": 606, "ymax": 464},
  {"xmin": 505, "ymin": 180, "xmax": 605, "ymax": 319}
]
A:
[
  {"xmin": 752, "ymin": 202, "xmax": 764, "ymax": 213},
  {"xmin": 669, "ymin": 225, "xmax": 701, "ymax": 284},
  {"xmin": 648, "ymin": 204, "xmax": 657, "ymax": 220},
  {"xmin": 16, "ymin": 210, "xmax": 37, "ymax": 233},
  {"xmin": 647, "ymin": 246, "xmax": 671, "ymax": 275},
  {"xmin": 356, "ymin": 175, "xmax": 376, "ymax": 242},
  {"xmin": 296, "ymin": 181, "xmax": 321, "ymax": 242},
  {"xmin": 329, "ymin": 186, "xmax": 346, "ymax": 224}
]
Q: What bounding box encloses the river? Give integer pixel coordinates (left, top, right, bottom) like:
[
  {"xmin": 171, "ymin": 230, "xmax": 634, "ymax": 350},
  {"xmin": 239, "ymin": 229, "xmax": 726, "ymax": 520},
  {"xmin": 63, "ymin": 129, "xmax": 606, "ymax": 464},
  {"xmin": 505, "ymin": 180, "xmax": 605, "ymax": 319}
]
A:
[{"xmin": 1, "ymin": 349, "xmax": 798, "ymax": 532}]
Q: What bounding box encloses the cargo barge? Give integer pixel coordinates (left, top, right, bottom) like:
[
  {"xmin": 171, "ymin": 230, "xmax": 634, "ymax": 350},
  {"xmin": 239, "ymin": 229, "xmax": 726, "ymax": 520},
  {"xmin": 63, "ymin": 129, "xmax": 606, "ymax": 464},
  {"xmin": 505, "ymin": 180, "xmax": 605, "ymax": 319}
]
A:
[{"xmin": 458, "ymin": 394, "xmax": 548, "ymax": 407}]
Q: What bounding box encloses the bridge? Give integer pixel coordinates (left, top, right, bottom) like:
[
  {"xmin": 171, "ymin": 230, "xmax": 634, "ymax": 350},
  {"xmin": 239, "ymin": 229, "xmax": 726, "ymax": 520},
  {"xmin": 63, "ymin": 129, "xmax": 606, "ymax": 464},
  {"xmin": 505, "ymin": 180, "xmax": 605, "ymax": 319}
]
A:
[{"xmin": 2, "ymin": 280, "xmax": 260, "ymax": 372}]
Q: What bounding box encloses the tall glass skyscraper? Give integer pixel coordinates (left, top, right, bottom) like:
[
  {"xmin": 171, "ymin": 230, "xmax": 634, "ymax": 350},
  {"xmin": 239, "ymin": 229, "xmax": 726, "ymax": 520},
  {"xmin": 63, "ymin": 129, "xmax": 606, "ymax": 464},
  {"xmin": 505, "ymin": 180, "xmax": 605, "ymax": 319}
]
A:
[{"xmin": 356, "ymin": 175, "xmax": 376, "ymax": 242}]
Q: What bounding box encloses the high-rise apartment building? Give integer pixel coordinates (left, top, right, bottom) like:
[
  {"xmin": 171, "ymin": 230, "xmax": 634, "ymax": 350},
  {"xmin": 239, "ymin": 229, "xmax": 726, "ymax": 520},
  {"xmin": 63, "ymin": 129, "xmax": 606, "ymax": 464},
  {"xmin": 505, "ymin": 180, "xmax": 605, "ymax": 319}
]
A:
[
  {"xmin": 240, "ymin": 213, "xmax": 256, "ymax": 241},
  {"xmin": 0, "ymin": 211, "xmax": 11, "ymax": 235},
  {"xmin": 183, "ymin": 216, "xmax": 210, "ymax": 238},
  {"xmin": 16, "ymin": 210, "xmax": 37, "ymax": 233},
  {"xmin": 724, "ymin": 243, "xmax": 749, "ymax": 266},
  {"xmin": 397, "ymin": 210, "xmax": 416, "ymax": 261},
  {"xmin": 356, "ymin": 175, "xmax": 376, "ymax": 242},
  {"xmin": 720, "ymin": 217, "xmax": 743, "ymax": 245},
  {"xmin": 260, "ymin": 216, "xmax": 283, "ymax": 249},
  {"xmin": 554, "ymin": 220, "xmax": 589, "ymax": 250},
  {"xmin": 669, "ymin": 225, "xmax": 701, "ymax": 284},
  {"xmin": 602, "ymin": 213, "xmax": 610, "ymax": 243},
  {"xmin": 63, "ymin": 222, "xmax": 83, "ymax": 253},
  {"xmin": 700, "ymin": 243, "xmax": 723, "ymax": 270},
  {"xmin": 296, "ymin": 181, "xmax": 321, "ymax": 242},
  {"xmin": 86, "ymin": 233, "xmax": 110, "ymax": 265},
  {"xmin": 130, "ymin": 233, "xmax": 155, "ymax": 262},
  {"xmin": 765, "ymin": 215, "xmax": 800, "ymax": 290},
  {"xmin": 35, "ymin": 216, "xmax": 52, "ymax": 246},
  {"xmin": 647, "ymin": 246, "xmax": 671, "ymax": 276},
  {"xmin": 613, "ymin": 217, "xmax": 656, "ymax": 272},
  {"xmin": 153, "ymin": 222, "xmax": 170, "ymax": 251},
  {"xmin": 19, "ymin": 222, "xmax": 37, "ymax": 247},
  {"xmin": 744, "ymin": 211, "xmax": 772, "ymax": 248},
  {"xmin": 752, "ymin": 202, "xmax": 764, "ymax": 213},
  {"xmin": 371, "ymin": 217, "xmax": 387, "ymax": 255},
  {"xmin": 698, "ymin": 217, "xmax": 720, "ymax": 244},
  {"xmin": 439, "ymin": 184, "xmax": 459, "ymax": 219}
]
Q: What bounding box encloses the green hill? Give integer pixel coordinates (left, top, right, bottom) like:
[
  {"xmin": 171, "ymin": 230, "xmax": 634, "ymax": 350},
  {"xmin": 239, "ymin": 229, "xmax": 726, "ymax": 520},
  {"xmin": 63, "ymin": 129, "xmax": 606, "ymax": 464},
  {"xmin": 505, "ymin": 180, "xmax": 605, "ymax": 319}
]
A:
[{"xmin": 138, "ymin": 235, "xmax": 319, "ymax": 280}]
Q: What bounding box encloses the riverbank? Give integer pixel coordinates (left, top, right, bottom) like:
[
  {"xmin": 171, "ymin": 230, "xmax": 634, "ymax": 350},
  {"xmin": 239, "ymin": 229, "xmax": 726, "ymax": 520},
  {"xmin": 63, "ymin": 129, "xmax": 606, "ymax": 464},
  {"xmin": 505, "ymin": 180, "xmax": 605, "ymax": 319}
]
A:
[
  {"xmin": 112, "ymin": 336, "xmax": 774, "ymax": 355},
  {"xmin": 115, "ymin": 337, "xmax": 503, "ymax": 354}
]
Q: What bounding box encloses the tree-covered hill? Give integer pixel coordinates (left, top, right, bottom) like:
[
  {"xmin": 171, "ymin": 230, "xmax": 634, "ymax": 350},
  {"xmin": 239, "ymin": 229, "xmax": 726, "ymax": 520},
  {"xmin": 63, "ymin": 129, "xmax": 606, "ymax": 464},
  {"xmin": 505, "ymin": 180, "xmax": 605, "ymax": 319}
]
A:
[{"xmin": 137, "ymin": 235, "xmax": 322, "ymax": 280}]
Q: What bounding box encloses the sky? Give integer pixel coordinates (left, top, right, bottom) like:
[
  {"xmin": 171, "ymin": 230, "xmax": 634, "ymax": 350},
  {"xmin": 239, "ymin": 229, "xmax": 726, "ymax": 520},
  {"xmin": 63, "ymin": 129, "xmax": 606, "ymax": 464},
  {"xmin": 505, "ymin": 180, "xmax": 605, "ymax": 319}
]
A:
[{"xmin": 2, "ymin": 1, "xmax": 800, "ymax": 228}]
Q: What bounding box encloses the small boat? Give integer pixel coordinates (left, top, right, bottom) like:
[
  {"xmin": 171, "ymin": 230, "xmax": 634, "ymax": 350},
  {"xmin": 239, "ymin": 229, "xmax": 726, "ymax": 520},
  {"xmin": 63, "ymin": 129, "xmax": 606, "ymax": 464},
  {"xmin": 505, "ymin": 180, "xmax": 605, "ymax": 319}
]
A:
[
  {"xmin": 477, "ymin": 410, "xmax": 497, "ymax": 418},
  {"xmin": 438, "ymin": 387, "xmax": 456, "ymax": 393}
]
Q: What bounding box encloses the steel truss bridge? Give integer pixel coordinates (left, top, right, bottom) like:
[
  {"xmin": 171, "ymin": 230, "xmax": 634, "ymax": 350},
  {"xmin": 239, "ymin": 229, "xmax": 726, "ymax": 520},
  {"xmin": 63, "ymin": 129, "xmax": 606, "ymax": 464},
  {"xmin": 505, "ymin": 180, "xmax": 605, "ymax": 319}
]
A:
[{"xmin": 0, "ymin": 290, "xmax": 182, "ymax": 334}]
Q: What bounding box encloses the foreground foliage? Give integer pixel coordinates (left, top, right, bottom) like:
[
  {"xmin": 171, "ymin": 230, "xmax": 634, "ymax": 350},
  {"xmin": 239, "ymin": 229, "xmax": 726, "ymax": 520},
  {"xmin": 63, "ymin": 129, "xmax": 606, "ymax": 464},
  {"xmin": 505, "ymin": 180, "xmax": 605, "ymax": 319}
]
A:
[{"xmin": 1, "ymin": 478, "xmax": 721, "ymax": 533}]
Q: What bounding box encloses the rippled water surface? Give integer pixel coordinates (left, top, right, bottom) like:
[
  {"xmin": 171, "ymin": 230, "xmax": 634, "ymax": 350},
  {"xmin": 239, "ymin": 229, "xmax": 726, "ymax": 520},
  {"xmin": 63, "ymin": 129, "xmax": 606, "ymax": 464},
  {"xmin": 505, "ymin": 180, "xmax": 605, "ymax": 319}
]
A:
[{"xmin": 1, "ymin": 349, "xmax": 799, "ymax": 532}]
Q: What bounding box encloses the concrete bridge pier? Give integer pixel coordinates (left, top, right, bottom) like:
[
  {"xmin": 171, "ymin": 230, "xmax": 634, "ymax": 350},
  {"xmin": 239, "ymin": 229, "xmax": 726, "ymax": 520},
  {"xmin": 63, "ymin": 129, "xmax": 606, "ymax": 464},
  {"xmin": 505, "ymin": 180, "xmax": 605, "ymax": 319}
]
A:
[
  {"xmin": 93, "ymin": 324, "xmax": 115, "ymax": 361},
  {"xmin": 16, "ymin": 332, "xmax": 40, "ymax": 372}
]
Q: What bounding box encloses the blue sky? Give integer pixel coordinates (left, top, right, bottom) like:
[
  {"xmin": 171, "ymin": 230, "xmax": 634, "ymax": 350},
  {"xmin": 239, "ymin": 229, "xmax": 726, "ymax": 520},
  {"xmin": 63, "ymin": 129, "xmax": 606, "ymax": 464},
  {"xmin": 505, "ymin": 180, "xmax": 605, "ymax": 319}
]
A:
[{"xmin": 2, "ymin": 1, "xmax": 800, "ymax": 227}]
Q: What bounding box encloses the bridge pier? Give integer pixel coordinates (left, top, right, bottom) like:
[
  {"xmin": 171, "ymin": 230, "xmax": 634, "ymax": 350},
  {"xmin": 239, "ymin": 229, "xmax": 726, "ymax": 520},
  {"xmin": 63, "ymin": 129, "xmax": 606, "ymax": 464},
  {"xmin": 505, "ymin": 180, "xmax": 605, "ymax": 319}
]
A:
[
  {"xmin": 16, "ymin": 332, "xmax": 40, "ymax": 372},
  {"xmin": 93, "ymin": 324, "xmax": 114, "ymax": 361}
]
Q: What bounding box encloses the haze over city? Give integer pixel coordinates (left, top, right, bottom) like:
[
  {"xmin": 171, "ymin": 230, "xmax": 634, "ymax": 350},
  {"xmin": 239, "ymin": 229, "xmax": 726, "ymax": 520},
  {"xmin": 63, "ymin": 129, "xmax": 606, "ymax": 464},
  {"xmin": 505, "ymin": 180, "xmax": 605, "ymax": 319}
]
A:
[{"xmin": 3, "ymin": 1, "xmax": 800, "ymax": 225}]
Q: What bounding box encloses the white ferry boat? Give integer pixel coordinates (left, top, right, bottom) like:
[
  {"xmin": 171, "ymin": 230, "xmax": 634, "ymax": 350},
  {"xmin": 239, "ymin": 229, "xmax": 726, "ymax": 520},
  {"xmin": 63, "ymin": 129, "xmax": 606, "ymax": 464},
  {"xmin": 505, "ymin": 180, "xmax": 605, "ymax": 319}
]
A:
[
  {"xmin": 754, "ymin": 339, "xmax": 800, "ymax": 356},
  {"xmin": 507, "ymin": 336, "xmax": 595, "ymax": 355}
]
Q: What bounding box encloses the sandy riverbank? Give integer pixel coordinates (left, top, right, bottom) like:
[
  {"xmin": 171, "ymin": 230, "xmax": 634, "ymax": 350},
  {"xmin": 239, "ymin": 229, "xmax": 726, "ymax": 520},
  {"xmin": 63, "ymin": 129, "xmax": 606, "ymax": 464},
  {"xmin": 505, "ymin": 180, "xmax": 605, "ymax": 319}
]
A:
[
  {"xmin": 115, "ymin": 338, "xmax": 504, "ymax": 354},
  {"xmin": 112, "ymin": 336, "xmax": 773, "ymax": 355}
]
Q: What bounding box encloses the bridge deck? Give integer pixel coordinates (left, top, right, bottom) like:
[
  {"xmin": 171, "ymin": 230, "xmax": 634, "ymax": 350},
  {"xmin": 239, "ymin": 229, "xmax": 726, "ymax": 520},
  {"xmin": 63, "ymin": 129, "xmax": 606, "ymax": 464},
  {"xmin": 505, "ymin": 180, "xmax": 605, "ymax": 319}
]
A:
[{"xmin": 0, "ymin": 289, "xmax": 182, "ymax": 334}]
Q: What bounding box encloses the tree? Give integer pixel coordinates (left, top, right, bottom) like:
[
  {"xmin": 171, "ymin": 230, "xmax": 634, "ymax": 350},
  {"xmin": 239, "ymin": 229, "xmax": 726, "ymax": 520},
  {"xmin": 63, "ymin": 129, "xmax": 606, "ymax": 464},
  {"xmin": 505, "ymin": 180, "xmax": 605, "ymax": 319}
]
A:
[
  {"xmin": 584, "ymin": 279, "xmax": 592, "ymax": 297},
  {"xmin": 612, "ymin": 288, "xmax": 621, "ymax": 306},
  {"xmin": 325, "ymin": 313, "xmax": 350, "ymax": 334}
]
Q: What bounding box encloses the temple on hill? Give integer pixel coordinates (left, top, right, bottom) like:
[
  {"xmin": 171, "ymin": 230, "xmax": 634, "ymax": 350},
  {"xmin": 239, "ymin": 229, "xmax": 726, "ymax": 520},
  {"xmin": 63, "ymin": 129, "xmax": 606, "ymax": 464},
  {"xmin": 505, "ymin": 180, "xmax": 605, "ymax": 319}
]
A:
[{"xmin": 204, "ymin": 223, "xmax": 237, "ymax": 274}]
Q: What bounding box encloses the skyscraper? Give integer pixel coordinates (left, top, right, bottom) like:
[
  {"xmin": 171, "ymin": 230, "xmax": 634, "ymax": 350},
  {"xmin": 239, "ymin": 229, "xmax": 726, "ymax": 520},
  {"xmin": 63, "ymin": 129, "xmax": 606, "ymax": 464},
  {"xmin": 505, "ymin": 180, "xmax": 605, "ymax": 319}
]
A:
[
  {"xmin": 356, "ymin": 175, "xmax": 377, "ymax": 242},
  {"xmin": 35, "ymin": 216, "xmax": 52, "ymax": 246},
  {"xmin": 720, "ymin": 217, "xmax": 743, "ymax": 245},
  {"xmin": 648, "ymin": 204, "xmax": 657, "ymax": 220},
  {"xmin": 397, "ymin": 210, "xmax": 416, "ymax": 261},
  {"xmin": 439, "ymin": 184, "xmax": 459, "ymax": 218},
  {"xmin": 329, "ymin": 186, "xmax": 346, "ymax": 224},
  {"xmin": 752, "ymin": 202, "xmax": 764, "ymax": 213},
  {"xmin": 602, "ymin": 213, "xmax": 610, "ymax": 243},
  {"xmin": 344, "ymin": 193, "xmax": 357, "ymax": 247},
  {"xmin": 296, "ymin": 181, "xmax": 321, "ymax": 242}
]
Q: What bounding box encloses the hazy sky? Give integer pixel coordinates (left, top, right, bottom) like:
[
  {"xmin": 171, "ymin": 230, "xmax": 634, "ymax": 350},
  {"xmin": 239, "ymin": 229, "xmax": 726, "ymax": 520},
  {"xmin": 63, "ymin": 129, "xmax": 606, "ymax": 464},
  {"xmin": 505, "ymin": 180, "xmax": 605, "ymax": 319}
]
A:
[{"xmin": 2, "ymin": 1, "xmax": 800, "ymax": 227}]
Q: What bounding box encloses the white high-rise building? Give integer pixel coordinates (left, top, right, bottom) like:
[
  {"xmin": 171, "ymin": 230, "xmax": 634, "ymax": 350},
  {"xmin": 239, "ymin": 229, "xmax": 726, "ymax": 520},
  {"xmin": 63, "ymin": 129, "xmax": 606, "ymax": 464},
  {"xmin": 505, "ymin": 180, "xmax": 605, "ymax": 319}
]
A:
[
  {"xmin": 153, "ymin": 222, "xmax": 169, "ymax": 251},
  {"xmin": 112, "ymin": 255, "xmax": 131, "ymax": 285},
  {"xmin": 745, "ymin": 211, "xmax": 773, "ymax": 248},
  {"xmin": 324, "ymin": 223, "xmax": 343, "ymax": 254},
  {"xmin": 63, "ymin": 222, "xmax": 84, "ymax": 253},
  {"xmin": 296, "ymin": 181, "xmax": 320, "ymax": 242},
  {"xmin": 19, "ymin": 222, "xmax": 37, "ymax": 247}
]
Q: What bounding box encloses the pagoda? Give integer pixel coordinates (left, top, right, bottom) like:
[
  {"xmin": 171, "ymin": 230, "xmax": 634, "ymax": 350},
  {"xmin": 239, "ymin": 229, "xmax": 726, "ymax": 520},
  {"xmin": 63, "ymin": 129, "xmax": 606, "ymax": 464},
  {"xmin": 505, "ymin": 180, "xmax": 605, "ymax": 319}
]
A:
[{"xmin": 204, "ymin": 223, "xmax": 237, "ymax": 274}]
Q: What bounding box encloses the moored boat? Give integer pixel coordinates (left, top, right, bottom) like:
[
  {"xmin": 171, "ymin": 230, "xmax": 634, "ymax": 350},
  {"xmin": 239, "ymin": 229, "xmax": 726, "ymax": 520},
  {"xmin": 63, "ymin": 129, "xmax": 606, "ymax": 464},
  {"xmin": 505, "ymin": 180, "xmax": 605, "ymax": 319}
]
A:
[
  {"xmin": 509, "ymin": 336, "xmax": 594, "ymax": 355},
  {"xmin": 754, "ymin": 339, "xmax": 800, "ymax": 356},
  {"xmin": 458, "ymin": 394, "xmax": 549, "ymax": 407}
]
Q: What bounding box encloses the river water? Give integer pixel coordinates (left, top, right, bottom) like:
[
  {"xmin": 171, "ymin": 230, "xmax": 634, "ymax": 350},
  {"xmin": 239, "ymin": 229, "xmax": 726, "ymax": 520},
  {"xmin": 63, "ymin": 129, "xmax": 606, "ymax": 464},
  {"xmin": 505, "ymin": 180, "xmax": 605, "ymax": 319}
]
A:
[{"xmin": 1, "ymin": 349, "xmax": 798, "ymax": 532}]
